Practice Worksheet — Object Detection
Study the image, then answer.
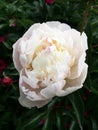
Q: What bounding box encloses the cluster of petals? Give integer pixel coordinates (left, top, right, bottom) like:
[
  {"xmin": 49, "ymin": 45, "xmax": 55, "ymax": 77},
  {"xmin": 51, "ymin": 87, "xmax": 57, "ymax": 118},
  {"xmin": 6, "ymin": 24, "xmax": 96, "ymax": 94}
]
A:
[{"xmin": 13, "ymin": 21, "xmax": 88, "ymax": 108}]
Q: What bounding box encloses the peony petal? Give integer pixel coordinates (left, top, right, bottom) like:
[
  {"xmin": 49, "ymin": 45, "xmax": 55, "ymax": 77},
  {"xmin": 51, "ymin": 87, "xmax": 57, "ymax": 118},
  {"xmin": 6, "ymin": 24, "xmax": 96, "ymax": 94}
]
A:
[
  {"xmin": 58, "ymin": 23, "xmax": 71, "ymax": 31},
  {"xmin": 19, "ymin": 72, "xmax": 51, "ymax": 108},
  {"xmin": 23, "ymin": 23, "xmax": 41, "ymax": 39},
  {"xmin": 46, "ymin": 21, "xmax": 61, "ymax": 28},
  {"xmin": 56, "ymin": 86, "xmax": 82, "ymax": 97},
  {"xmin": 81, "ymin": 32, "xmax": 88, "ymax": 51},
  {"xmin": 69, "ymin": 52, "xmax": 86, "ymax": 79},
  {"xmin": 65, "ymin": 29, "xmax": 84, "ymax": 53},
  {"xmin": 19, "ymin": 94, "xmax": 51, "ymax": 108},
  {"xmin": 41, "ymin": 80, "xmax": 65, "ymax": 98},
  {"xmin": 18, "ymin": 39, "xmax": 27, "ymax": 53},
  {"xmin": 46, "ymin": 21, "xmax": 71, "ymax": 31},
  {"xmin": 40, "ymin": 85, "xmax": 56, "ymax": 99},
  {"xmin": 19, "ymin": 54, "xmax": 27, "ymax": 68},
  {"xmin": 13, "ymin": 39, "xmax": 23, "ymax": 72},
  {"xmin": 56, "ymin": 63, "xmax": 88, "ymax": 96},
  {"xmin": 66, "ymin": 63, "xmax": 88, "ymax": 88}
]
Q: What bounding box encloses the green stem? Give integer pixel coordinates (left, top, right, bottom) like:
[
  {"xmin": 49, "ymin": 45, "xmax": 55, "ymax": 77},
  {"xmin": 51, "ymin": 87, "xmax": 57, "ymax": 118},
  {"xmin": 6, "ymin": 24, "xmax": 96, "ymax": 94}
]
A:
[{"xmin": 81, "ymin": 1, "xmax": 91, "ymax": 33}]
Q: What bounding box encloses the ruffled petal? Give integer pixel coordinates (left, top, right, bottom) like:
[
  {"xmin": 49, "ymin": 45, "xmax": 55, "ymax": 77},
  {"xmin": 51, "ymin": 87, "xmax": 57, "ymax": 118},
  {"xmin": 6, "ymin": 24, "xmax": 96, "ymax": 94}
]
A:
[
  {"xmin": 46, "ymin": 21, "xmax": 71, "ymax": 31},
  {"xmin": 56, "ymin": 63, "xmax": 88, "ymax": 96},
  {"xmin": 41, "ymin": 80, "xmax": 65, "ymax": 98},
  {"xmin": 13, "ymin": 39, "xmax": 23, "ymax": 72}
]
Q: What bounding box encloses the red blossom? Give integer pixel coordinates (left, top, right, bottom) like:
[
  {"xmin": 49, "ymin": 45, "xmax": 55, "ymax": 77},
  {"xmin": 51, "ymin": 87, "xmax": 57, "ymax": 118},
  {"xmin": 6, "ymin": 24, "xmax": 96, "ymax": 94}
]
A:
[
  {"xmin": 45, "ymin": 0, "xmax": 55, "ymax": 4},
  {"xmin": 1, "ymin": 77, "xmax": 12, "ymax": 86},
  {"xmin": 0, "ymin": 35, "xmax": 7, "ymax": 43}
]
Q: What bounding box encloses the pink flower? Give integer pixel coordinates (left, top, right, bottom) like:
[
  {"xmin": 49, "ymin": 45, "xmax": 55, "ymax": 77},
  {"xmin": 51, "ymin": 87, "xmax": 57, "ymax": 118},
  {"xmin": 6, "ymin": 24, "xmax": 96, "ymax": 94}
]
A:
[
  {"xmin": 0, "ymin": 35, "xmax": 7, "ymax": 43},
  {"xmin": 45, "ymin": 0, "xmax": 55, "ymax": 4},
  {"xmin": 1, "ymin": 77, "xmax": 12, "ymax": 86},
  {"xmin": 0, "ymin": 59, "xmax": 7, "ymax": 76}
]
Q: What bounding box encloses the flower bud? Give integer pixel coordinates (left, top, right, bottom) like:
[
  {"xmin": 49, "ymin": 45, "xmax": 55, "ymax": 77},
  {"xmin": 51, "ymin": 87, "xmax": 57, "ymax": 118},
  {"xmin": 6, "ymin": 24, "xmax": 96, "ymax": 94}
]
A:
[
  {"xmin": 45, "ymin": 0, "xmax": 55, "ymax": 4},
  {"xmin": 1, "ymin": 77, "xmax": 12, "ymax": 86}
]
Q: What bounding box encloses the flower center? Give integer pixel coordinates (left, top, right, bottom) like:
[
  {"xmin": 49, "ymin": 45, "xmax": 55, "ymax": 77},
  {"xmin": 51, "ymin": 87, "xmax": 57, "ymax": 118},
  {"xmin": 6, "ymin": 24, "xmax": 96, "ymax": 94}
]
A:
[
  {"xmin": 33, "ymin": 38, "xmax": 65, "ymax": 60},
  {"xmin": 29, "ymin": 37, "xmax": 73, "ymax": 81}
]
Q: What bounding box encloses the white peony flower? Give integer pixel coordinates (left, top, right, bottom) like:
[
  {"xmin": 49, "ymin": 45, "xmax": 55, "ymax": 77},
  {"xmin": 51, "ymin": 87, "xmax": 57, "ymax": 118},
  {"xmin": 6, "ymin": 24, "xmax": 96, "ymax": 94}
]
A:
[{"xmin": 13, "ymin": 21, "xmax": 88, "ymax": 108}]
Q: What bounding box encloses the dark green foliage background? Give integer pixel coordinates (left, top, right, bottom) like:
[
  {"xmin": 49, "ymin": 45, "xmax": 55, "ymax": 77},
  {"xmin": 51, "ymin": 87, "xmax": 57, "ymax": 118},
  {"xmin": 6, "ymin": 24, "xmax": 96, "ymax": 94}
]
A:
[{"xmin": 0, "ymin": 0, "xmax": 98, "ymax": 130}]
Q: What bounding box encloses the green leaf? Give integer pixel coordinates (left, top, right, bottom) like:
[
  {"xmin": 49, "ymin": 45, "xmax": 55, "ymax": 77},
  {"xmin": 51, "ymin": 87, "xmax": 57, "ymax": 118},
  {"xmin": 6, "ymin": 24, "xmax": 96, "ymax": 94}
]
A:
[
  {"xmin": 23, "ymin": 112, "xmax": 46, "ymax": 128},
  {"xmin": 68, "ymin": 91, "xmax": 84, "ymax": 130},
  {"xmin": 56, "ymin": 111, "xmax": 64, "ymax": 130},
  {"xmin": 56, "ymin": 112, "xmax": 61, "ymax": 130},
  {"xmin": 62, "ymin": 110, "xmax": 75, "ymax": 120},
  {"xmin": 91, "ymin": 59, "xmax": 98, "ymax": 73},
  {"xmin": 91, "ymin": 117, "xmax": 98, "ymax": 130},
  {"xmin": 48, "ymin": 97, "xmax": 58, "ymax": 109},
  {"xmin": 3, "ymin": 63, "xmax": 19, "ymax": 78},
  {"xmin": 91, "ymin": 78, "xmax": 98, "ymax": 95},
  {"xmin": 0, "ymin": 24, "xmax": 7, "ymax": 29},
  {"xmin": 70, "ymin": 121, "xmax": 80, "ymax": 130},
  {"xmin": 3, "ymin": 41, "xmax": 12, "ymax": 49},
  {"xmin": 42, "ymin": 111, "xmax": 52, "ymax": 130}
]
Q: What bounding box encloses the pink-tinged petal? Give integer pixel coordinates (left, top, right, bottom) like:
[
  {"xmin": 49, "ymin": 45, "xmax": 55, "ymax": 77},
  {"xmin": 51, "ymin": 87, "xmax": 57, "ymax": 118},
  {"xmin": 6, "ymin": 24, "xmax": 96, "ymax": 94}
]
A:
[
  {"xmin": 19, "ymin": 72, "xmax": 51, "ymax": 108},
  {"xmin": 23, "ymin": 76, "xmax": 39, "ymax": 89},
  {"xmin": 13, "ymin": 39, "xmax": 23, "ymax": 72},
  {"xmin": 22, "ymin": 74, "xmax": 39, "ymax": 89}
]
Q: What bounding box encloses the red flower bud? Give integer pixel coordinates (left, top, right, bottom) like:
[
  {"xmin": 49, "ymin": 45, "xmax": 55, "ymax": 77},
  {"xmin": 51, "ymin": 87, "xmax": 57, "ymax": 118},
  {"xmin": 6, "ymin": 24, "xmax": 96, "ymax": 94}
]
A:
[
  {"xmin": 0, "ymin": 35, "xmax": 7, "ymax": 43},
  {"xmin": 45, "ymin": 0, "xmax": 55, "ymax": 4},
  {"xmin": 1, "ymin": 77, "xmax": 12, "ymax": 86}
]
